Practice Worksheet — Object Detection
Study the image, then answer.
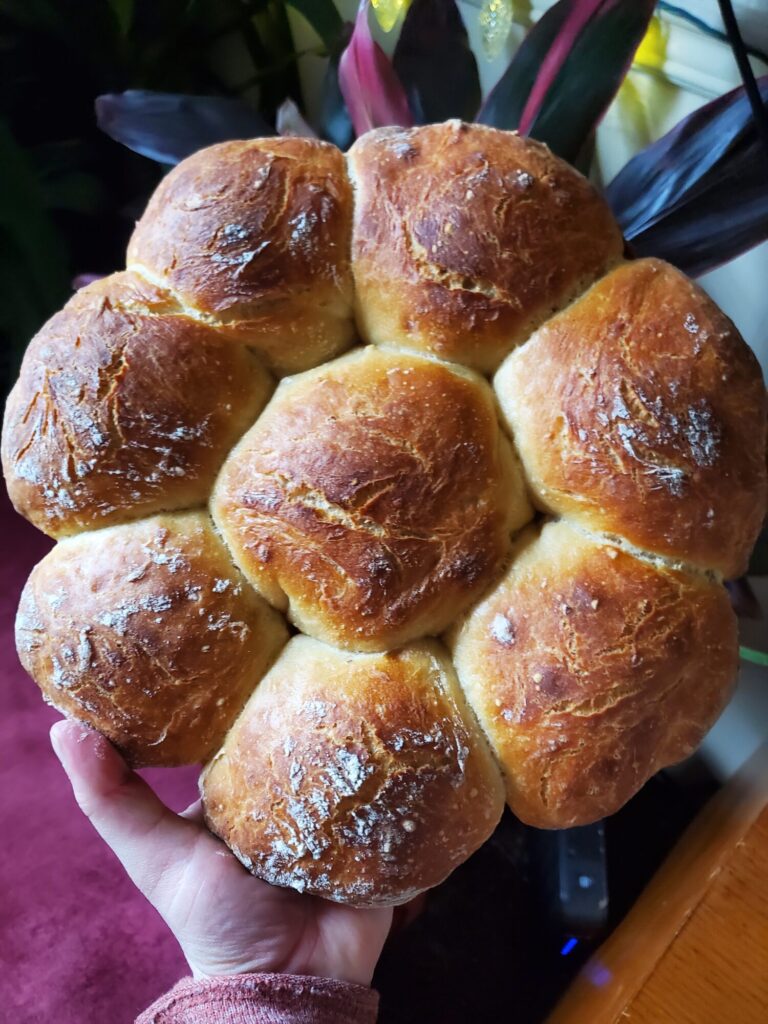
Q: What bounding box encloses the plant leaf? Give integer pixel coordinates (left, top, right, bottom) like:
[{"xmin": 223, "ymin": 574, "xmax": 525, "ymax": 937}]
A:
[
  {"xmin": 606, "ymin": 76, "xmax": 768, "ymax": 275},
  {"xmin": 72, "ymin": 273, "xmax": 107, "ymax": 290},
  {"xmin": 478, "ymin": 1, "xmax": 571, "ymax": 131},
  {"xmin": 286, "ymin": 0, "xmax": 344, "ymax": 50},
  {"xmin": 95, "ymin": 90, "xmax": 272, "ymax": 165},
  {"xmin": 276, "ymin": 98, "xmax": 319, "ymax": 138},
  {"xmin": 526, "ymin": 0, "xmax": 656, "ymax": 162},
  {"xmin": 725, "ymin": 577, "xmax": 762, "ymax": 620},
  {"xmin": 393, "ymin": 0, "xmax": 481, "ymax": 124},
  {"xmin": 518, "ymin": 0, "xmax": 605, "ymax": 136},
  {"xmin": 107, "ymin": 0, "xmax": 134, "ymax": 36},
  {"xmin": 316, "ymin": 26, "xmax": 356, "ymax": 150},
  {"xmin": 748, "ymin": 525, "xmax": 768, "ymax": 576},
  {"xmin": 338, "ymin": 1, "xmax": 413, "ymax": 137},
  {"xmin": 740, "ymin": 646, "xmax": 768, "ymax": 667},
  {"xmin": 0, "ymin": 118, "xmax": 70, "ymax": 387},
  {"xmin": 40, "ymin": 171, "xmax": 107, "ymax": 215},
  {"xmin": 620, "ymin": 161, "xmax": 767, "ymax": 277},
  {"xmin": 478, "ymin": 0, "xmax": 655, "ymax": 164}
]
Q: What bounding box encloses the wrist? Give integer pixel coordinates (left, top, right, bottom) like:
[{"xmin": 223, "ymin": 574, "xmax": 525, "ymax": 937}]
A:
[{"xmin": 138, "ymin": 973, "xmax": 380, "ymax": 1024}]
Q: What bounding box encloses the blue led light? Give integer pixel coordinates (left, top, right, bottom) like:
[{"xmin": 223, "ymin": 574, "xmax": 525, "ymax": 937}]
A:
[{"xmin": 560, "ymin": 937, "xmax": 579, "ymax": 956}]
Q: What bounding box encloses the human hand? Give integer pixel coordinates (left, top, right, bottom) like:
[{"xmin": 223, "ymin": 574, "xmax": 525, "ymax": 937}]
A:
[{"xmin": 50, "ymin": 719, "xmax": 393, "ymax": 983}]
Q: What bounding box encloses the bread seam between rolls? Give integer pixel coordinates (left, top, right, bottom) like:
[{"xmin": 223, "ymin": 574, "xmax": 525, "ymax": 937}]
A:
[
  {"xmin": 563, "ymin": 519, "xmax": 724, "ymax": 583},
  {"xmin": 46, "ymin": 497, "xmax": 210, "ymax": 541}
]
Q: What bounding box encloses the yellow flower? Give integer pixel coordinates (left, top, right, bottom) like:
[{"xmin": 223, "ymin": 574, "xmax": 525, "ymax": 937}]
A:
[{"xmin": 370, "ymin": 0, "xmax": 411, "ymax": 33}]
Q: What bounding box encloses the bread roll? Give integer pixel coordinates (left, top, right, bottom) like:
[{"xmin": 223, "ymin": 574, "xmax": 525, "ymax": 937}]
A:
[
  {"xmin": 449, "ymin": 520, "xmax": 738, "ymax": 828},
  {"xmin": 495, "ymin": 259, "xmax": 767, "ymax": 578},
  {"xmin": 201, "ymin": 635, "xmax": 504, "ymax": 906},
  {"xmin": 16, "ymin": 511, "xmax": 287, "ymax": 766},
  {"xmin": 2, "ymin": 272, "xmax": 272, "ymax": 538},
  {"xmin": 128, "ymin": 137, "xmax": 356, "ymax": 374},
  {"xmin": 4, "ymin": 123, "xmax": 764, "ymax": 906},
  {"xmin": 212, "ymin": 346, "xmax": 531, "ymax": 650},
  {"xmin": 348, "ymin": 121, "xmax": 623, "ymax": 373}
]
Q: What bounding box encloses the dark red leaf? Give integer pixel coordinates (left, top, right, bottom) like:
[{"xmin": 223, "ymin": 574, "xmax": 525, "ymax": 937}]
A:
[
  {"xmin": 95, "ymin": 91, "xmax": 271, "ymax": 165},
  {"xmin": 72, "ymin": 273, "xmax": 106, "ymax": 290},
  {"xmin": 606, "ymin": 76, "xmax": 768, "ymax": 276},
  {"xmin": 725, "ymin": 577, "xmax": 763, "ymax": 620},
  {"xmin": 393, "ymin": 0, "xmax": 480, "ymax": 124},
  {"xmin": 749, "ymin": 525, "xmax": 768, "ymax": 576},
  {"xmin": 518, "ymin": 0, "xmax": 604, "ymax": 135},
  {"xmin": 338, "ymin": 1, "xmax": 412, "ymax": 137},
  {"xmin": 477, "ymin": 1, "xmax": 571, "ymax": 132},
  {"xmin": 478, "ymin": 0, "xmax": 655, "ymax": 164}
]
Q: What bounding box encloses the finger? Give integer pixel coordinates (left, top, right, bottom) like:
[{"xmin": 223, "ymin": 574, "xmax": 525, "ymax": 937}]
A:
[
  {"xmin": 50, "ymin": 719, "xmax": 199, "ymax": 900},
  {"xmin": 180, "ymin": 798, "xmax": 206, "ymax": 824}
]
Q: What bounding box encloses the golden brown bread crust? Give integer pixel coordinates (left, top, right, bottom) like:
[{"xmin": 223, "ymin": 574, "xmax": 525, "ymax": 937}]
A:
[
  {"xmin": 201, "ymin": 635, "xmax": 504, "ymax": 906},
  {"xmin": 449, "ymin": 520, "xmax": 738, "ymax": 828},
  {"xmin": 211, "ymin": 346, "xmax": 532, "ymax": 650},
  {"xmin": 1, "ymin": 272, "xmax": 272, "ymax": 538},
  {"xmin": 348, "ymin": 121, "xmax": 623, "ymax": 373},
  {"xmin": 16, "ymin": 511, "xmax": 287, "ymax": 766},
  {"xmin": 2, "ymin": 125, "xmax": 763, "ymax": 902},
  {"xmin": 127, "ymin": 137, "xmax": 356, "ymax": 374},
  {"xmin": 495, "ymin": 259, "xmax": 768, "ymax": 579}
]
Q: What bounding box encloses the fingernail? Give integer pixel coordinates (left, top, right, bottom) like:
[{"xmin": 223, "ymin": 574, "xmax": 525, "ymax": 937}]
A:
[{"xmin": 50, "ymin": 719, "xmax": 94, "ymax": 765}]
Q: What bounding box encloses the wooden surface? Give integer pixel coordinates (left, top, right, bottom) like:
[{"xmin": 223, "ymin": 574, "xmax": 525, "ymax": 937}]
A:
[
  {"xmin": 547, "ymin": 745, "xmax": 768, "ymax": 1024},
  {"xmin": 625, "ymin": 806, "xmax": 768, "ymax": 1023}
]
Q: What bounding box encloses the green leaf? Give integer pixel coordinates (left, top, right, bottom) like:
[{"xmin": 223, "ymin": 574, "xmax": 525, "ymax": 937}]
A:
[
  {"xmin": 1, "ymin": 0, "xmax": 123, "ymax": 77},
  {"xmin": 40, "ymin": 170, "xmax": 106, "ymax": 214},
  {"xmin": 0, "ymin": 119, "xmax": 69, "ymax": 310},
  {"xmin": 251, "ymin": 0, "xmax": 303, "ymax": 116},
  {"xmin": 0, "ymin": 118, "xmax": 70, "ymax": 388},
  {"xmin": 0, "ymin": 0, "xmax": 71, "ymax": 34},
  {"xmin": 286, "ymin": 0, "xmax": 343, "ymax": 50},
  {"xmin": 740, "ymin": 646, "xmax": 768, "ymax": 667},
  {"xmin": 107, "ymin": 0, "xmax": 134, "ymax": 35}
]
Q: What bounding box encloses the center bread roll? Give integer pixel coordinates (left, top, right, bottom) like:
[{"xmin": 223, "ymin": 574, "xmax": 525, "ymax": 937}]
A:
[
  {"xmin": 212, "ymin": 346, "xmax": 531, "ymax": 651},
  {"xmin": 201, "ymin": 635, "xmax": 505, "ymax": 907}
]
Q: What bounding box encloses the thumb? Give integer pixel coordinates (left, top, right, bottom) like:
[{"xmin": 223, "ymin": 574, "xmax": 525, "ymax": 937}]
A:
[{"xmin": 50, "ymin": 719, "xmax": 199, "ymax": 903}]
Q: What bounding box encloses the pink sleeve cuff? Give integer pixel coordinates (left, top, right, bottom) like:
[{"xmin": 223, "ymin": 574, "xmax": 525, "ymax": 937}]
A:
[{"xmin": 136, "ymin": 973, "xmax": 379, "ymax": 1024}]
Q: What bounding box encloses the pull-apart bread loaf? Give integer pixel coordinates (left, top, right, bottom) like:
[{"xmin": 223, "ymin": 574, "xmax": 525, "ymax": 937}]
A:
[{"xmin": 4, "ymin": 121, "xmax": 766, "ymax": 906}]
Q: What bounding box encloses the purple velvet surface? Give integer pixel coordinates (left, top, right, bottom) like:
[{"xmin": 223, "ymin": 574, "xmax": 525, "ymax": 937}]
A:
[{"xmin": 0, "ymin": 490, "xmax": 197, "ymax": 1022}]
